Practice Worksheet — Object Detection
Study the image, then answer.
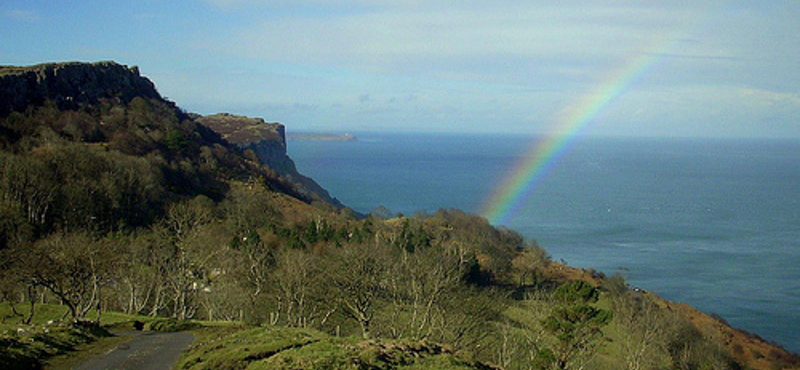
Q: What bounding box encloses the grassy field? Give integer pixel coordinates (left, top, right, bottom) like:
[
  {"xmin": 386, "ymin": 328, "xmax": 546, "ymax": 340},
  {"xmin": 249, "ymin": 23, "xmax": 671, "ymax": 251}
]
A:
[
  {"xmin": 177, "ymin": 325, "xmax": 494, "ymax": 370},
  {"xmin": 0, "ymin": 302, "xmax": 154, "ymax": 370},
  {"xmin": 3, "ymin": 299, "xmax": 496, "ymax": 370},
  {"xmin": 0, "ymin": 302, "xmax": 151, "ymax": 330}
]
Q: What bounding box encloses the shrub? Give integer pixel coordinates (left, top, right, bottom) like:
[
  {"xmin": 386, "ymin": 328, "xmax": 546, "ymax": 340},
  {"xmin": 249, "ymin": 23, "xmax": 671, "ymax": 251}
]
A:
[{"xmin": 146, "ymin": 318, "xmax": 199, "ymax": 332}]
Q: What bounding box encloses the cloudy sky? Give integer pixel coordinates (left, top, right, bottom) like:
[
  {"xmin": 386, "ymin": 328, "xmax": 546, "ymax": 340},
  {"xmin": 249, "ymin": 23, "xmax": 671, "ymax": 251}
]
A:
[{"xmin": 2, "ymin": 0, "xmax": 798, "ymax": 137}]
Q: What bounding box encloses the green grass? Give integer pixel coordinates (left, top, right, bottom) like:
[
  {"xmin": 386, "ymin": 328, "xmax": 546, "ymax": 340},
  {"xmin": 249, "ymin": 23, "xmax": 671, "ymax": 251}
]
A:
[
  {"xmin": 177, "ymin": 325, "xmax": 494, "ymax": 370},
  {"xmin": 0, "ymin": 302, "xmax": 154, "ymax": 331},
  {"xmin": 146, "ymin": 317, "xmax": 203, "ymax": 332},
  {"xmin": 401, "ymin": 355, "xmax": 486, "ymax": 370},
  {"xmin": 178, "ymin": 326, "xmax": 326, "ymax": 370},
  {"xmin": 1, "ymin": 302, "xmax": 69, "ymax": 328},
  {"xmin": 250, "ymin": 336, "xmax": 484, "ymax": 370},
  {"xmin": 0, "ymin": 321, "xmax": 111, "ymax": 370},
  {"xmin": 0, "ymin": 302, "xmax": 160, "ymax": 370},
  {"xmin": 3, "ymin": 302, "xmax": 496, "ymax": 370}
]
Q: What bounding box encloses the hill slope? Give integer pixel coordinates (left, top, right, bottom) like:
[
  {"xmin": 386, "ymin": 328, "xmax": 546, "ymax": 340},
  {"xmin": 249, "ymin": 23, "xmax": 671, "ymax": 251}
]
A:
[
  {"xmin": 196, "ymin": 113, "xmax": 341, "ymax": 208},
  {"xmin": 0, "ymin": 61, "xmax": 342, "ymax": 243},
  {"xmin": 0, "ymin": 61, "xmax": 797, "ymax": 370}
]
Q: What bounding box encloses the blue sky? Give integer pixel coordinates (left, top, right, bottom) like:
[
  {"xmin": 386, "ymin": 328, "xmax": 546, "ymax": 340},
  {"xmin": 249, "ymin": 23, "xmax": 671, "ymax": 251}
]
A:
[{"xmin": 2, "ymin": 0, "xmax": 798, "ymax": 137}]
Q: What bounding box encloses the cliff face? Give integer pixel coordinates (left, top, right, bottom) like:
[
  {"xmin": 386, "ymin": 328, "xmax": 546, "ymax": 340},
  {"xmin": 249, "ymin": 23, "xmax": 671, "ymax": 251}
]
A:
[
  {"xmin": 0, "ymin": 61, "xmax": 342, "ymax": 209},
  {"xmin": 0, "ymin": 61, "xmax": 161, "ymax": 116},
  {"xmin": 197, "ymin": 113, "xmax": 342, "ymax": 207},
  {"xmin": 195, "ymin": 114, "xmax": 291, "ymax": 173}
]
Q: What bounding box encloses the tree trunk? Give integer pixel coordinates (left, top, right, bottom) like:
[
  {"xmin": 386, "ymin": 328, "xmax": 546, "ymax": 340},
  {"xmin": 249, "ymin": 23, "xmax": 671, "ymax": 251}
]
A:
[
  {"xmin": 359, "ymin": 318, "xmax": 371, "ymax": 339},
  {"xmin": 23, "ymin": 286, "xmax": 36, "ymax": 324}
]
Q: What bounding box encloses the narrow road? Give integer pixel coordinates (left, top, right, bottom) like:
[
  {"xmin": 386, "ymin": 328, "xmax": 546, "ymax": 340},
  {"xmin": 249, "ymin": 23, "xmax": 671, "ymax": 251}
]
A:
[{"xmin": 72, "ymin": 331, "xmax": 195, "ymax": 370}]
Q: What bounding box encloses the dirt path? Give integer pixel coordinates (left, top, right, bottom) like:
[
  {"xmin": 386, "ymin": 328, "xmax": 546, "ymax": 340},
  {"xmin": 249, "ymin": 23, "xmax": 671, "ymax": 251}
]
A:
[{"xmin": 72, "ymin": 331, "xmax": 194, "ymax": 370}]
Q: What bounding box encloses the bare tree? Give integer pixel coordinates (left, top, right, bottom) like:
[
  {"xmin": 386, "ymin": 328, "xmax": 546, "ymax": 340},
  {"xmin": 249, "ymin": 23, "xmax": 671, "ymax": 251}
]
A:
[
  {"xmin": 437, "ymin": 287, "xmax": 502, "ymax": 355},
  {"xmin": 0, "ymin": 153, "xmax": 57, "ymax": 230},
  {"xmin": 115, "ymin": 233, "xmax": 172, "ymax": 316},
  {"xmin": 20, "ymin": 233, "xmax": 118, "ymax": 322},
  {"xmin": 511, "ymin": 244, "xmax": 551, "ymax": 287},
  {"xmin": 271, "ymin": 249, "xmax": 334, "ymax": 328},
  {"xmin": 158, "ymin": 197, "xmax": 215, "ymax": 320},
  {"xmin": 612, "ymin": 293, "xmax": 672, "ymax": 370},
  {"xmin": 381, "ymin": 245, "xmax": 463, "ymax": 340},
  {"xmin": 324, "ymin": 242, "xmax": 388, "ymax": 339}
]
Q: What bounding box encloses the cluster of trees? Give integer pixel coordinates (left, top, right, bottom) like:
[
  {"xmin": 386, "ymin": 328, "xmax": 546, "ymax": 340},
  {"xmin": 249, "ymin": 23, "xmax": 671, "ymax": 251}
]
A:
[
  {"xmin": 0, "ymin": 143, "xmax": 164, "ymax": 243},
  {"xmin": 0, "ymin": 90, "xmax": 745, "ymax": 370},
  {"xmin": 0, "ymin": 96, "xmax": 339, "ymax": 248},
  {"xmin": 0, "ymin": 190, "xmax": 741, "ymax": 369}
]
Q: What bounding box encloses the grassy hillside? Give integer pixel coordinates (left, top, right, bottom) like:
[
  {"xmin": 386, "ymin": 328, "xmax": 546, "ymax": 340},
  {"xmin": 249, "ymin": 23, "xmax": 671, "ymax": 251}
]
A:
[
  {"xmin": 1, "ymin": 61, "xmax": 798, "ymax": 370},
  {"xmin": 178, "ymin": 325, "xmax": 496, "ymax": 370}
]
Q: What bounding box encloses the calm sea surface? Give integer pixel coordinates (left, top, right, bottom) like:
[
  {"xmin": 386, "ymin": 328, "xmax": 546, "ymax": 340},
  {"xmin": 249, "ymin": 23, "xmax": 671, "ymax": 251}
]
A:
[{"xmin": 289, "ymin": 133, "xmax": 800, "ymax": 352}]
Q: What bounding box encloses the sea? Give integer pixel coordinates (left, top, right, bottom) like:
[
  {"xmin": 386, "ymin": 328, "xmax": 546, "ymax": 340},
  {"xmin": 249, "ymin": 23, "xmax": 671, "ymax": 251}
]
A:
[{"xmin": 288, "ymin": 132, "xmax": 800, "ymax": 353}]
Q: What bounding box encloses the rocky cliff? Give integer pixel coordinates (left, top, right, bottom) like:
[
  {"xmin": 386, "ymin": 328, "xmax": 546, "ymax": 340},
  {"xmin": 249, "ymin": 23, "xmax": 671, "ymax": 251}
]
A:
[
  {"xmin": 0, "ymin": 61, "xmax": 161, "ymax": 116},
  {"xmin": 197, "ymin": 113, "xmax": 341, "ymax": 207},
  {"xmin": 0, "ymin": 61, "xmax": 342, "ymax": 208}
]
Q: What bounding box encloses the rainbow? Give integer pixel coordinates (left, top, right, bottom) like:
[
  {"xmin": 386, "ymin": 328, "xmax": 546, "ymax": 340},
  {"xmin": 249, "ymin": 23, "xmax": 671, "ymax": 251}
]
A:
[{"xmin": 480, "ymin": 36, "xmax": 677, "ymax": 226}]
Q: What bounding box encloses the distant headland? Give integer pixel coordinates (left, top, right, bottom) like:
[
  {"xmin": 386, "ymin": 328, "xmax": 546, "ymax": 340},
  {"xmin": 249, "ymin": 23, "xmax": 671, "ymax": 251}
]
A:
[{"xmin": 287, "ymin": 132, "xmax": 357, "ymax": 142}]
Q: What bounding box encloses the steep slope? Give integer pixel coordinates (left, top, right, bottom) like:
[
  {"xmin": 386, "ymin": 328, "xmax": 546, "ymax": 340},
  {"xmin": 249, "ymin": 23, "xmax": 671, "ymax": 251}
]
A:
[
  {"xmin": 0, "ymin": 61, "xmax": 159, "ymax": 117},
  {"xmin": 0, "ymin": 61, "xmax": 340, "ymax": 208},
  {"xmin": 197, "ymin": 113, "xmax": 342, "ymax": 207}
]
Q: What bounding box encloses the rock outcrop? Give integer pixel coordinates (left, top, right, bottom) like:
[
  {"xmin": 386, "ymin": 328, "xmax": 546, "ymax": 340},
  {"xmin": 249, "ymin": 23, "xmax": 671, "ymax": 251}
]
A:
[
  {"xmin": 0, "ymin": 61, "xmax": 161, "ymax": 116},
  {"xmin": 0, "ymin": 61, "xmax": 342, "ymax": 209},
  {"xmin": 195, "ymin": 114, "xmax": 291, "ymax": 173},
  {"xmin": 197, "ymin": 113, "xmax": 342, "ymax": 207}
]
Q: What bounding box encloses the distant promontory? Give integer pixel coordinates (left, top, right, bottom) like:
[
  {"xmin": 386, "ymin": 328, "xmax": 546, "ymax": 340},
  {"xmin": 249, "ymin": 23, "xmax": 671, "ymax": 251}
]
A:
[{"xmin": 287, "ymin": 132, "xmax": 357, "ymax": 142}]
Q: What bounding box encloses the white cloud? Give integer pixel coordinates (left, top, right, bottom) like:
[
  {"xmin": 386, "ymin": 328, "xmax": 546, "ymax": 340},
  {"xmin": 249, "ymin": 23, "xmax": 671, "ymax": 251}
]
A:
[
  {"xmin": 175, "ymin": 1, "xmax": 799, "ymax": 137},
  {"xmin": 200, "ymin": 0, "xmax": 421, "ymax": 7},
  {"xmin": 200, "ymin": 2, "xmax": 698, "ymax": 86},
  {"xmin": 734, "ymin": 87, "xmax": 800, "ymax": 108},
  {"xmin": 3, "ymin": 9, "xmax": 41, "ymax": 22},
  {"xmin": 592, "ymin": 85, "xmax": 800, "ymax": 137}
]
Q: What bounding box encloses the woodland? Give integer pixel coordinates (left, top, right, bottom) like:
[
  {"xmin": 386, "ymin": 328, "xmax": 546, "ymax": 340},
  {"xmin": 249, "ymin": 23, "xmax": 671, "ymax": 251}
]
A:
[{"xmin": 0, "ymin": 62, "xmax": 797, "ymax": 370}]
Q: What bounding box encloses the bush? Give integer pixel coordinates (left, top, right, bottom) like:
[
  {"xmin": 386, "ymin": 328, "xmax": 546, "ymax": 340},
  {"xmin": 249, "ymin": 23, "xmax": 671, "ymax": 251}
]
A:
[{"xmin": 145, "ymin": 318, "xmax": 199, "ymax": 332}]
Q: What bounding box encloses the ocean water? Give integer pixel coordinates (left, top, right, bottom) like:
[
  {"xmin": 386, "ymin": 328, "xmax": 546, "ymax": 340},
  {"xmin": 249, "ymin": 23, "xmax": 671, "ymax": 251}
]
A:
[{"xmin": 289, "ymin": 133, "xmax": 800, "ymax": 352}]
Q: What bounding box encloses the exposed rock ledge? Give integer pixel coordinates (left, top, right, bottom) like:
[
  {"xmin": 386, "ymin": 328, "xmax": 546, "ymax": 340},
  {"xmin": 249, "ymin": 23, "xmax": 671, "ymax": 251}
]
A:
[
  {"xmin": 0, "ymin": 61, "xmax": 342, "ymax": 209},
  {"xmin": 197, "ymin": 113, "xmax": 342, "ymax": 208},
  {"xmin": 0, "ymin": 61, "xmax": 160, "ymax": 117}
]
